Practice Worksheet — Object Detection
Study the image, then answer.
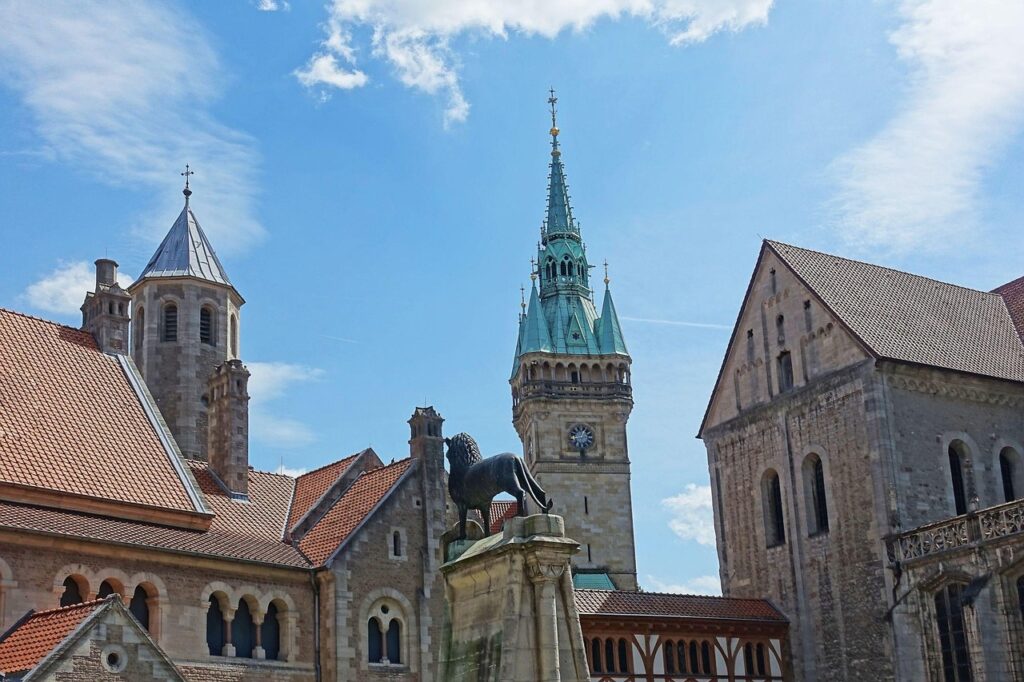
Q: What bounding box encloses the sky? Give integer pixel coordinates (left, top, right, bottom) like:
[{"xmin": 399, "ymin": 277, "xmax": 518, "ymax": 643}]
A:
[{"xmin": 2, "ymin": 0, "xmax": 1024, "ymax": 596}]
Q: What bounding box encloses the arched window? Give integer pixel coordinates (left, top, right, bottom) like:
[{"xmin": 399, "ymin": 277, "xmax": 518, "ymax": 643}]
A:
[
  {"xmin": 803, "ymin": 453, "xmax": 829, "ymax": 535},
  {"xmin": 229, "ymin": 314, "xmax": 238, "ymax": 357},
  {"xmin": 206, "ymin": 595, "xmax": 225, "ymax": 656},
  {"xmin": 368, "ymin": 618, "xmax": 383, "ymax": 663},
  {"xmin": 777, "ymin": 350, "xmax": 794, "ymax": 392},
  {"xmin": 393, "ymin": 531, "xmax": 402, "ymax": 557},
  {"xmin": 162, "ymin": 304, "xmax": 178, "ymax": 342},
  {"xmin": 948, "ymin": 442, "xmax": 969, "ymax": 516},
  {"xmin": 590, "ymin": 638, "xmax": 602, "ymax": 672},
  {"xmin": 1000, "ymin": 447, "xmax": 1021, "ymax": 503},
  {"xmin": 701, "ymin": 641, "xmax": 712, "ymax": 674},
  {"xmin": 934, "ymin": 583, "xmax": 972, "ymax": 681},
  {"xmin": 560, "ymin": 261, "xmax": 567, "ymax": 276},
  {"xmin": 129, "ymin": 586, "xmax": 150, "ymax": 631},
  {"xmin": 605, "ymin": 639, "xmax": 615, "ymax": 672},
  {"xmin": 386, "ymin": 620, "xmax": 401, "ymax": 664},
  {"xmin": 262, "ymin": 602, "xmax": 280, "ymax": 661},
  {"xmin": 97, "ymin": 580, "xmax": 116, "ymax": 599},
  {"xmin": 233, "ymin": 599, "xmax": 255, "ymax": 658},
  {"xmin": 689, "ymin": 641, "xmax": 699, "ymax": 673},
  {"xmin": 617, "ymin": 638, "xmax": 629, "ymax": 673},
  {"xmin": 200, "ymin": 307, "xmax": 215, "ymax": 345},
  {"xmin": 135, "ymin": 307, "xmax": 144, "ymax": 351},
  {"xmin": 755, "ymin": 643, "xmax": 767, "ymax": 675},
  {"xmin": 676, "ymin": 641, "xmax": 687, "ymax": 673},
  {"xmin": 59, "ymin": 576, "xmax": 84, "ymax": 606},
  {"xmin": 762, "ymin": 470, "xmax": 786, "ymax": 547},
  {"xmin": 743, "ymin": 643, "xmax": 754, "ymax": 677},
  {"xmin": 664, "ymin": 639, "xmax": 676, "ymax": 674},
  {"xmin": 1016, "ymin": 575, "xmax": 1024, "ymax": 626},
  {"xmin": 776, "ymin": 314, "xmax": 785, "ymax": 344}
]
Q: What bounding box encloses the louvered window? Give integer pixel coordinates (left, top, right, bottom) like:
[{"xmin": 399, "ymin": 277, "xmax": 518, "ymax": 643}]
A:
[
  {"xmin": 200, "ymin": 307, "xmax": 214, "ymax": 345},
  {"xmin": 162, "ymin": 304, "xmax": 177, "ymax": 342}
]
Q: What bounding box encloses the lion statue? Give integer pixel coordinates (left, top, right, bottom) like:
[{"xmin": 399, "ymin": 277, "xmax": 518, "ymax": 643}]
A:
[{"xmin": 445, "ymin": 432, "xmax": 553, "ymax": 540}]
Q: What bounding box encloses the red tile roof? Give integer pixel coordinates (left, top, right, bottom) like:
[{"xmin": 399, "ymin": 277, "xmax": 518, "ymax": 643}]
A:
[
  {"xmin": 287, "ymin": 453, "xmax": 360, "ymax": 529},
  {"xmin": 995, "ymin": 275, "xmax": 1024, "ymax": 342},
  {"xmin": 488, "ymin": 500, "xmax": 518, "ymax": 534},
  {"xmin": 298, "ymin": 458, "xmax": 414, "ymax": 565},
  {"xmin": 574, "ymin": 589, "xmax": 787, "ymax": 623},
  {"xmin": 187, "ymin": 462, "xmax": 293, "ymax": 542},
  {"xmin": 0, "ymin": 309, "xmax": 199, "ymax": 513},
  {"xmin": 0, "ymin": 599, "xmax": 104, "ymax": 674},
  {"xmin": 0, "ymin": 499, "xmax": 309, "ymax": 568}
]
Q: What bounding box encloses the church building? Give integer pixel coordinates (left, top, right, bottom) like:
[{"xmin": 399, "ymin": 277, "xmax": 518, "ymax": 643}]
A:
[{"xmin": 702, "ymin": 239, "xmax": 1024, "ymax": 681}]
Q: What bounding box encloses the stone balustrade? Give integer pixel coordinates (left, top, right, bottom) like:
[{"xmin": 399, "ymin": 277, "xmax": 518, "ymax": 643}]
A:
[{"xmin": 886, "ymin": 496, "xmax": 1024, "ymax": 565}]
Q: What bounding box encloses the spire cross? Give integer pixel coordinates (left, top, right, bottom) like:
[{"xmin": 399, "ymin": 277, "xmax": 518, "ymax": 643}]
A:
[
  {"xmin": 520, "ymin": 284, "xmax": 527, "ymax": 313},
  {"xmin": 548, "ymin": 88, "xmax": 558, "ymax": 130},
  {"xmin": 181, "ymin": 164, "xmax": 194, "ymax": 201},
  {"xmin": 603, "ymin": 259, "xmax": 610, "ymax": 286}
]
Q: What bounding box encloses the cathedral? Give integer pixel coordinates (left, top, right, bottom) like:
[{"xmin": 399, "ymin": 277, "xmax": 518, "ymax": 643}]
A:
[
  {"xmin": 0, "ymin": 100, "xmax": 787, "ymax": 681},
  {"xmin": 702, "ymin": 240, "xmax": 1024, "ymax": 681}
]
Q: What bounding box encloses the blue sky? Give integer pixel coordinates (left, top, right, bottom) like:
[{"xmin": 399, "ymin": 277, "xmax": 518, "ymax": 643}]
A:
[{"xmin": 2, "ymin": 0, "xmax": 1024, "ymax": 595}]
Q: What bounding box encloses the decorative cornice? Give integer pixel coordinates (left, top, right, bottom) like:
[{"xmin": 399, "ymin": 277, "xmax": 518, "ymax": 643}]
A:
[{"xmin": 886, "ymin": 374, "xmax": 1024, "ymax": 407}]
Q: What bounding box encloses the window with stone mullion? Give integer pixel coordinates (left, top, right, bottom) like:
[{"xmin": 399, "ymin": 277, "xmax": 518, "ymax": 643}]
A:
[{"xmin": 934, "ymin": 584, "xmax": 972, "ymax": 682}]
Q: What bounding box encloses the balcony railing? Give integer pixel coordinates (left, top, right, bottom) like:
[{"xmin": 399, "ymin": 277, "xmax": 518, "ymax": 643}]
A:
[
  {"xmin": 886, "ymin": 497, "xmax": 1024, "ymax": 565},
  {"xmin": 514, "ymin": 380, "xmax": 632, "ymax": 402}
]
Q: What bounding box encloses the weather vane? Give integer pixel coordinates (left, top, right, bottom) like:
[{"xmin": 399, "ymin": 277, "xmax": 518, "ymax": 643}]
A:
[{"xmin": 547, "ymin": 87, "xmax": 559, "ymax": 134}]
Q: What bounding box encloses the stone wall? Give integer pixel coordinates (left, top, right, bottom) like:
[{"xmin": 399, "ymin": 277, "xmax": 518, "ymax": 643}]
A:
[{"xmin": 0, "ymin": 536, "xmax": 314, "ymax": 681}]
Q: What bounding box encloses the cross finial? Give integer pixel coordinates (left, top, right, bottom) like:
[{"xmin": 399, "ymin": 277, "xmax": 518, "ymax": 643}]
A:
[
  {"xmin": 548, "ymin": 87, "xmax": 559, "ymax": 136},
  {"xmin": 181, "ymin": 164, "xmax": 195, "ymax": 201},
  {"xmin": 530, "ymin": 256, "xmax": 537, "ymax": 282},
  {"xmin": 603, "ymin": 259, "xmax": 610, "ymax": 286},
  {"xmin": 520, "ymin": 284, "xmax": 527, "ymax": 313}
]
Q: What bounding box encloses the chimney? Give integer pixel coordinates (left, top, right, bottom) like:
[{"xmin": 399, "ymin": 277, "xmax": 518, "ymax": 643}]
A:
[
  {"xmin": 207, "ymin": 359, "xmax": 250, "ymax": 497},
  {"xmin": 81, "ymin": 258, "xmax": 131, "ymax": 354}
]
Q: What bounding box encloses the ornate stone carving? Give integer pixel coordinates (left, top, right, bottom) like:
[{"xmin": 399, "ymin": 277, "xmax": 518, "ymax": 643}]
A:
[{"xmin": 887, "ymin": 375, "xmax": 1024, "ymax": 408}]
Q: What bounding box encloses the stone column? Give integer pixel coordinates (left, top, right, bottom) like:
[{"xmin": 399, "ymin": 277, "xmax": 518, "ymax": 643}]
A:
[
  {"xmin": 528, "ymin": 557, "xmax": 566, "ymax": 682},
  {"xmin": 222, "ymin": 607, "xmax": 236, "ymax": 657},
  {"xmin": 253, "ymin": 613, "xmax": 266, "ymax": 660}
]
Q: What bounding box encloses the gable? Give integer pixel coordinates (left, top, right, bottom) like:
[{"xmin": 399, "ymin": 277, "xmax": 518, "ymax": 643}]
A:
[{"xmin": 700, "ymin": 245, "xmax": 869, "ymax": 434}]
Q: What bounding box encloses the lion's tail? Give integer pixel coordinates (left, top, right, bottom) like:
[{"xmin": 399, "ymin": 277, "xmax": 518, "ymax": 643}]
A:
[{"xmin": 516, "ymin": 462, "xmax": 554, "ymax": 512}]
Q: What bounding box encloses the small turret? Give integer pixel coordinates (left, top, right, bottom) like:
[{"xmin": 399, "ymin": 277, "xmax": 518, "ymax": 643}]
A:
[
  {"xmin": 81, "ymin": 259, "xmax": 131, "ymax": 354},
  {"xmin": 206, "ymin": 359, "xmax": 250, "ymax": 497}
]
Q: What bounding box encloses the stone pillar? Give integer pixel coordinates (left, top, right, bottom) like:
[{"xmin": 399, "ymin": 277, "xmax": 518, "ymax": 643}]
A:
[
  {"xmin": 222, "ymin": 607, "xmax": 236, "ymax": 657},
  {"xmin": 440, "ymin": 514, "xmax": 589, "ymax": 682},
  {"xmin": 207, "ymin": 359, "xmax": 250, "ymax": 496}
]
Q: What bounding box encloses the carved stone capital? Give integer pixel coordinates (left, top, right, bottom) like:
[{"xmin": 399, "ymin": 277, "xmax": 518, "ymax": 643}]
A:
[{"xmin": 526, "ymin": 557, "xmax": 566, "ymax": 583}]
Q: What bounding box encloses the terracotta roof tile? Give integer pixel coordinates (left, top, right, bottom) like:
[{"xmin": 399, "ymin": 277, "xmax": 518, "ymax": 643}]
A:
[
  {"xmin": 995, "ymin": 275, "xmax": 1024, "ymax": 342},
  {"xmin": 298, "ymin": 458, "xmax": 414, "ymax": 565},
  {"xmin": 0, "ymin": 308, "xmax": 197, "ymax": 512},
  {"xmin": 186, "ymin": 462, "xmax": 293, "ymax": 542},
  {"xmin": 0, "ymin": 499, "xmax": 309, "ymax": 568},
  {"xmin": 0, "ymin": 599, "xmax": 105, "ymax": 674},
  {"xmin": 768, "ymin": 242, "xmax": 1024, "ymax": 382},
  {"xmin": 286, "ymin": 454, "xmax": 360, "ymax": 529},
  {"xmin": 574, "ymin": 589, "xmax": 787, "ymax": 623},
  {"xmin": 488, "ymin": 500, "xmax": 518, "ymax": 534}
]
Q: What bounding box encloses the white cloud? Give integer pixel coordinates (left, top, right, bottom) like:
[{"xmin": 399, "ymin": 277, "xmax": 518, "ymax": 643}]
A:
[
  {"xmin": 246, "ymin": 361, "xmax": 325, "ymax": 448},
  {"xmin": 0, "ymin": 1, "xmax": 265, "ymax": 252},
  {"xmin": 646, "ymin": 574, "xmax": 722, "ymax": 596},
  {"xmin": 661, "ymin": 483, "xmax": 716, "ymax": 547},
  {"xmin": 24, "ymin": 261, "xmax": 134, "ymax": 317},
  {"xmin": 831, "ymin": 0, "xmax": 1024, "ymax": 252},
  {"xmin": 297, "ymin": 0, "xmax": 773, "ymax": 122},
  {"xmin": 274, "ymin": 465, "xmax": 308, "ymax": 477},
  {"xmin": 256, "ymin": 0, "xmax": 290, "ymax": 11}
]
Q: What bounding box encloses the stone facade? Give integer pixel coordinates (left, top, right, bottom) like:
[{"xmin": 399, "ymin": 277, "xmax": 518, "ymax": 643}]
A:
[
  {"xmin": 702, "ymin": 242, "xmax": 1024, "ymax": 681},
  {"xmin": 511, "ymin": 360, "xmax": 638, "ymax": 590},
  {"xmin": 130, "ymin": 278, "xmax": 242, "ymax": 461}
]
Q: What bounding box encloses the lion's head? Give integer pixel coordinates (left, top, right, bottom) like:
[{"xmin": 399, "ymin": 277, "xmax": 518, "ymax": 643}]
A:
[{"xmin": 444, "ymin": 432, "xmax": 482, "ymax": 475}]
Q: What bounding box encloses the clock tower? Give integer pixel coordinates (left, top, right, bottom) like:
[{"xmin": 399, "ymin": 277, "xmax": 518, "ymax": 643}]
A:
[{"xmin": 510, "ymin": 92, "xmax": 638, "ymax": 591}]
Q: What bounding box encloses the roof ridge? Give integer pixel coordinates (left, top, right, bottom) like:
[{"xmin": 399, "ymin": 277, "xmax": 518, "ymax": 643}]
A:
[
  {"xmin": 295, "ymin": 450, "xmax": 366, "ymax": 480},
  {"xmin": 577, "ymin": 588, "xmax": 770, "ymax": 603},
  {"xmin": 767, "ymin": 240, "xmax": 1001, "ymax": 298},
  {"xmin": 23, "ymin": 597, "xmax": 110, "ymax": 618},
  {"xmin": 0, "ymin": 307, "xmax": 95, "ymax": 337}
]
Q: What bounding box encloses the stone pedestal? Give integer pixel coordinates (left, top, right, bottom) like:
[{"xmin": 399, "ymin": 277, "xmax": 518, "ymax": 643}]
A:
[{"xmin": 439, "ymin": 514, "xmax": 589, "ymax": 682}]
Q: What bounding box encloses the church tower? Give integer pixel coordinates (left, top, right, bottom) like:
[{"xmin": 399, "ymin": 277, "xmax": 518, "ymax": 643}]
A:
[
  {"xmin": 128, "ymin": 170, "xmax": 244, "ymax": 462},
  {"xmin": 510, "ymin": 93, "xmax": 637, "ymax": 590}
]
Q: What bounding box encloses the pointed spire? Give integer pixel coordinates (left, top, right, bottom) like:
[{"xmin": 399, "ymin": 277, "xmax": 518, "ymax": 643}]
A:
[
  {"xmin": 597, "ymin": 285, "xmax": 628, "ymax": 355},
  {"xmin": 544, "ymin": 89, "xmax": 578, "ymax": 243},
  {"xmin": 520, "ymin": 281, "xmax": 553, "ymax": 354}
]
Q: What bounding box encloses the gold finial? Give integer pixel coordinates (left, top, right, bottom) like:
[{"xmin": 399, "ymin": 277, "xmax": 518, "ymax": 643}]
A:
[{"xmin": 603, "ymin": 259, "xmax": 610, "ymax": 286}]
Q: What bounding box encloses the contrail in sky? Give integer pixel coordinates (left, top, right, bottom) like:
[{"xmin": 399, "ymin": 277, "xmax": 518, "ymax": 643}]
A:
[{"xmin": 620, "ymin": 316, "xmax": 731, "ymax": 330}]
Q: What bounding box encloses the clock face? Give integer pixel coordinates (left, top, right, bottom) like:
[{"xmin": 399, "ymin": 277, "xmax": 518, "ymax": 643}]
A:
[{"xmin": 568, "ymin": 424, "xmax": 595, "ymax": 451}]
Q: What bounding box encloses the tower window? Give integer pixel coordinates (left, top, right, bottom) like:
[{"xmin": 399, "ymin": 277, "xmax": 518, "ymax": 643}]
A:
[
  {"xmin": 230, "ymin": 314, "xmax": 238, "ymax": 357},
  {"xmin": 776, "ymin": 314, "xmax": 785, "ymax": 344},
  {"xmin": 200, "ymin": 307, "xmax": 215, "ymax": 345},
  {"xmin": 1000, "ymin": 447, "xmax": 1021, "ymax": 502},
  {"xmin": 135, "ymin": 307, "xmax": 145, "ymax": 351},
  {"xmin": 762, "ymin": 470, "xmax": 786, "ymax": 547},
  {"xmin": 162, "ymin": 304, "xmax": 178, "ymax": 342}
]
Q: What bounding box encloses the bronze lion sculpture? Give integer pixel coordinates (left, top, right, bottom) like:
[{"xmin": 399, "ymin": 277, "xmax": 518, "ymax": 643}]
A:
[{"xmin": 445, "ymin": 432, "xmax": 553, "ymax": 540}]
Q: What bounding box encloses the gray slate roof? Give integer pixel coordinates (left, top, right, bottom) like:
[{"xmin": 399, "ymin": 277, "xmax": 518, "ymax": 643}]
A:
[
  {"xmin": 137, "ymin": 203, "xmax": 231, "ymax": 286},
  {"xmin": 769, "ymin": 241, "xmax": 1024, "ymax": 383}
]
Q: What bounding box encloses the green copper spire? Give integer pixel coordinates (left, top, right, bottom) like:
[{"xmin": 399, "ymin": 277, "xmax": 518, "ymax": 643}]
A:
[
  {"xmin": 543, "ymin": 89, "xmax": 579, "ymax": 243},
  {"xmin": 512, "ymin": 92, "xmax": 629, "ymax": 374}
]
